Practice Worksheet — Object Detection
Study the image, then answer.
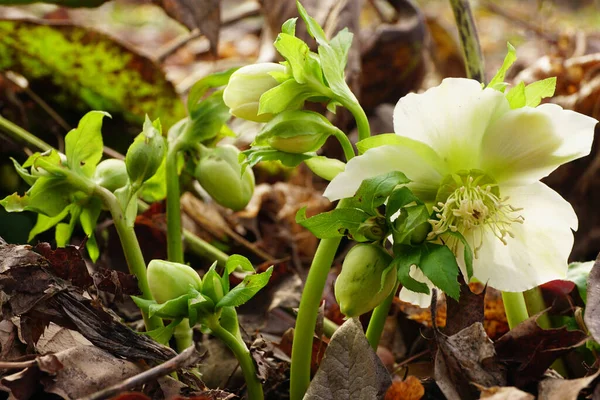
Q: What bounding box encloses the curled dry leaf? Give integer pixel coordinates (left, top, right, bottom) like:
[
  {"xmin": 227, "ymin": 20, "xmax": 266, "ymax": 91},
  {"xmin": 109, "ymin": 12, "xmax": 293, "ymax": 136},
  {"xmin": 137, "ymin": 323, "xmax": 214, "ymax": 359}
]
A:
[
  {"xmin": 537, "ymin": 370, "xmax": 600, "ymax": 400},
  {"xmin": 584, "ymin": 254, "xmax": 600, "ymax": 343},
  {"xmin": 444, "ymin": 278, "xmax": 485, "ymax": 336},
  {"xmin": 34, "ymin": 242, "xmax": 93, "ymax": 289},
  {"xmin": 304, "ymin": 318, "xmax": 392, "ymax": 400},
  {"xmin": 434, "ymin": 322, "xmax": 506, "ymax": 400}
]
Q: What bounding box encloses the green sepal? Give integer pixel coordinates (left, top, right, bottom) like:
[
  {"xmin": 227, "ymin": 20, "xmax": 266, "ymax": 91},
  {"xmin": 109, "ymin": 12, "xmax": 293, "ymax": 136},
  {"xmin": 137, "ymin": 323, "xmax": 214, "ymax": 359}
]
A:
[
  {"xmin": 143, "ymin": 318, "xmax": 183, "ymax": 345},
  {"xmin": 216, "ymin": 266, "xmax": 273, "ymax": 309},
  {"xmin": 187, "ymin": 68, "xmax": 237, "ymax": 111}
]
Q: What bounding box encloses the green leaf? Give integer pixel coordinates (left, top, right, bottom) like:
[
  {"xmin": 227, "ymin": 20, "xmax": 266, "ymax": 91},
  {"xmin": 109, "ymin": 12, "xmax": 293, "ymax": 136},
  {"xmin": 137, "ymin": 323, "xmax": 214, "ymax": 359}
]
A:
[
  {"xmin": 28, "ymin": 177, "xmax": 78, "ymax": 217},
  {"xmin": 216, "ymin": 266, "xmax": 274, "ymax": 308},
  {"xmin": 282, "ymin": 18, "xmax": 298, "ymax": 36},
  {"xmin": 183, "ymin": 90, "xmax": 230, "ymax": 146},
  {"xmin": 0, "ymin": 192, "xmax": 29, "ymax": 212},
  {"xmin": 187, "ymin": 68, "xmax": 237, "ymax": 111},
  {"xmin": 392, "ymin": 246, "xmax": 430, "ymax": 295},
  {"xmin": 345, "ymin": 171, "xmax": 411, "ymax": 214},
  {"xmin": 505, "ymin": 81, "xmax": 526, "ymax": 109},
  {"xmin": 28, "ymin": 205, "xmax": 71, "ymax": 242},
  {"xmin": 241, "ymin": 146, "xmax": 313, "ymax": 169},
  {"xmin": 418, "ymin": 243, "xmax": 460, "ymax": 300},
  {"xmin": 296, "ymin": 206, "xmax": 372, "ymax": 239},
  {"xmin": 148, "ymin": 294, "xmax": 190, "ymax": 319},
  {"xmin": 258, "ymin": 79, "xmax": 313, "ymax": 115},
  {"xmin": 225, "ymin": 254, "xmax": 255, "ymax": 275},
  {"xmin": 10, "ymin": 157, "xmax": 37, "ymax": 186},
  {"xmin": 188, "ymin": 290, "xmax": 215, "ymax": 326},
  {"xmin": 296, "ymin": 1, "xmax": 327, "ymax": 43},
  {"xmin": 567, "ymin": 261, "xmax": 594, "ymax": 303},
  {"xmin": 65, "ymin": 111, "xmax": 109, "ymax": 178},
  {"xmin": 56, "ymin": 204, "xmax": 81, "ymax": 247},
  {"xmin": 144, "ymin": 318, "xmax": 183, "ymax": 345},
  {"xmin": 487, "ymin": 42, "xmax": 516, "ymax": 92},
  {"xmin": 25, "ymin": 150, "xmax": 67, "ymax": 177},
  {"xmin": 0, "ymin": 20, "xmax": 185, "ymax": 127},
  {"xmin": 444, "ymin": 231, "xmax": 474, "ymax": 280},
  {"xmin": 273, "ymin": 33, "xmax": 319, "ymax": 85},
  {"xmin": 80, "ymin": 198, "xmax": 102, "ymax": 262},
  {"xmin": 524, "ymin": 77, "xmax": 557, "ymax": 107},
  {"xmin": 317, "ymin": 30, "xmax": 355, "ymax": 103}
]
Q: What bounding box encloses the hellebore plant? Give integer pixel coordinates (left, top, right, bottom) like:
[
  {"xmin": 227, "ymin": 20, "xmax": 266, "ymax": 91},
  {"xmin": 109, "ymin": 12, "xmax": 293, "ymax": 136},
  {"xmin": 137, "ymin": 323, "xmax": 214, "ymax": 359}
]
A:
[
  {"xmin": 0, "ymin": 111, "xmax": 166, "ymax": 331},
  {"xmin": 133, "ymin": 256, "xmax": 272, "ymax": 400}
]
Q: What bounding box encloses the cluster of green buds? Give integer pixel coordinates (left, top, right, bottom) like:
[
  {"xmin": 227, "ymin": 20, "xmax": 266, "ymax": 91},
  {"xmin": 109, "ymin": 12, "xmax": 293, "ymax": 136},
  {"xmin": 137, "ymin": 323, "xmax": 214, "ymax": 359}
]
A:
[
  {"xmin": 134, "ymin": 256, "xmax": 273, "ymax": 342},
  {"xmin": 335, "ymin": 244, "xmax": 396, "ymax": 317},
  {"xmin": 194, "ymin": 145, "xmax": 255, "ymax": 211}
]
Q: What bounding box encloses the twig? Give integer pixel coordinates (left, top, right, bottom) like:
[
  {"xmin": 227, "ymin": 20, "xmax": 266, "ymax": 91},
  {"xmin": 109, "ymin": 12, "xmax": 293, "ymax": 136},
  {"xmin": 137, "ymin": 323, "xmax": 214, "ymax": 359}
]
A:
[
  {"xmin": 155, "ymin": 4, "xmax": 261, "ymax": 62},
  {"xmin": 0, "ymin": 360, "xmax": 37, "ymax": 370},
  {"xmin": 80, "ymin": 345, "xmax": 203, "ymax": 400},
  {"xmin": 391, "ymin": 349, "xmax": 431, "ymax": 375}
]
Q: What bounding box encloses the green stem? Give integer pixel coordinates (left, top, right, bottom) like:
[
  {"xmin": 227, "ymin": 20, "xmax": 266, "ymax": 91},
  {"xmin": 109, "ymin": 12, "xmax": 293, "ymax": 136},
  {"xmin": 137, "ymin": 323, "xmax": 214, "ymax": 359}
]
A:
[
  {"xmin": 366, "ymin": 280, "xmax": 400, "ymax": 350},
  {"xmin": 174, "ymin": 318, "xmax": 193, "ymax": 352},
  {"xmin": 322, "ymin": 317, "xmax": 339, "ymax": 338},
  {"xmin": 207, "ymin": 317, "xmax": 264, "ymax": 400},
  {"xmin": 0, "ymin": 114, "xmax": 52, "ymax": 152},
  {"xmin": 166, "ymin": 144, "xmax": 185, "ymax": 264},
  {"xmin": 337, "ymin": 98, "xmax": 370, "ymax": 142},
  {"xmin": 449, "ymin": 0, "xmax": 485, "ymax": 82},
  {"xmin": 501, "ymin": 291, "xmax": 529, "ymax": 329},
  {"xmin": 93, "ymin": 186, "xmax": 163, "ymax": 331},
  {"xmin": 332, "ymin": 129, "xmax": 355, "ymax": 161},
  {"xmin": 290, "ymin": 228, "xmax": 344, "ymax": 400}
]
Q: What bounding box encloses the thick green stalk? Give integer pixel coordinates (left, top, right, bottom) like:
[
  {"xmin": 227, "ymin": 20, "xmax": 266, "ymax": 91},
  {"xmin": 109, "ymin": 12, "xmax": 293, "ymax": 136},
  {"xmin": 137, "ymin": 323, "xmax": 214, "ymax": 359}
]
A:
[
  {"xmin": 0, "ymin": 114, "xmax": 52, "ymax": 152},
  {"xmin": 174, "ymin": 318, "xmax": 193, "ymax": 352},
  {"xmin": 93, "ymin": 186, "xmax": 163, "ymax": 331},
  {"xmin": 336, "ymin": 98, "xmax": 370, "ymax": 142},
  {"xmin": 166, "ymin": 144, "xmax": 185, "ymax": 264},
  {"xmin": 207, "ymin": 316, "xmax": 264, "ymax": 400},
  {"xmin": 449, "ymin": 0, "xmax": 485, "ymax": 82},
  {"xmin": 332, "ymin": 129, "xmax": 356, "ymax": 161},
  {"xmin": 501, "ymin": 291, "xmax": 529, "ymax": 329},
  {"xmin": 290, "ymin": 232, "xmax": 343, "ymax": 400},
  {"xmin": 365, "ymin": 280, "xmax": 400, "ymax": 350}
]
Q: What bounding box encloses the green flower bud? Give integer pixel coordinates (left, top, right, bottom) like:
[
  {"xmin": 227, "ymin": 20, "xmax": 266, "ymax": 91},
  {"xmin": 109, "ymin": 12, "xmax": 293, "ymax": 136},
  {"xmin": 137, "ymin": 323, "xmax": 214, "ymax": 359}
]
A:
[
  {"xmin": 254, "ymin": 110, "xmax": 338, "ymax": 154},
  {"xmin": 335, "ymin": 244, "xmax": 395, "ymax": 317},
  {"xmin": 304, "ymin": 156, "xmax": 345, "ymax": 181},
  {"xmin": 392, "ymin": 206, "xmax": 431, "ymax": 245},
  {"xmin": 93, "ymin": 159, "xmax": 128, "ymax": 192},
  {"xmin": 126, "ymin": 116, "xmax": 166, "ymax": 188},
  {"xmin": 147, "ymin": 259, "xmax": 202, "ymax": 304},
  {"xmin": 195, "ymin": 145, "xmax": 255, "ymax": 211},
  {"xmin": 223, "ymin": 63, "xmax": 287, "ymax": 122},
  {"xmin": 201, "ymin": 268, "xmax": 225, "ymax": 304}
]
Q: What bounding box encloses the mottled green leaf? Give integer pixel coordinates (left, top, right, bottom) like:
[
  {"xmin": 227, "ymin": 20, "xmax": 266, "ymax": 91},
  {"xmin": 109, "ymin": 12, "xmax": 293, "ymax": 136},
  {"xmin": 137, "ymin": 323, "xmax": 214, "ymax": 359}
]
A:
[{"xmin": 0, "ymin": 20, "xmax": 185, "ymax": 127}]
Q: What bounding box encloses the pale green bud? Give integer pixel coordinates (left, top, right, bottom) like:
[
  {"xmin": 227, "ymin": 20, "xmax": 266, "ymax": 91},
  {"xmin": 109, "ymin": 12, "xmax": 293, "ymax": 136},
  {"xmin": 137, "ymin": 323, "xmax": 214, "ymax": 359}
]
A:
[
  {"xmin": 195, "ymin": 145, "xmax": 255, "ymax": 211},
  {"xmin": 126, "ymin": 117, "xmax": 165, "ymax": 188},
  {"xmin": 254, "ymin": 110, "xmax": 337, "ymax": 154},
  {"xmin": 93, "ymin": 159, "xmax": 128, "ymax": 192},
  {"xmin": 223, "ymin": 63, "xmax": 286, "ymax": 122},
  {"xmin": 304, "ymin": 156, "xmax": 345, "ymax": 181},
  {"xmin": 147, "ymin": 259, "xmax": 202, "ymax": 304},
  {"xmin": 335, "ymin": 244, "xmax": 395, "ymax": 317}
]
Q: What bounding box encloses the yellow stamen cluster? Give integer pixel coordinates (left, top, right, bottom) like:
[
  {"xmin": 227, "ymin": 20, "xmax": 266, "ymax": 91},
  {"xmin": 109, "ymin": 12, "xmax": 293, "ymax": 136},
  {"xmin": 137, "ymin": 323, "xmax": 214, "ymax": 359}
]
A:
[{"xmin": 428, "ymin": 175, "xmax": 524, "ymax": 256}]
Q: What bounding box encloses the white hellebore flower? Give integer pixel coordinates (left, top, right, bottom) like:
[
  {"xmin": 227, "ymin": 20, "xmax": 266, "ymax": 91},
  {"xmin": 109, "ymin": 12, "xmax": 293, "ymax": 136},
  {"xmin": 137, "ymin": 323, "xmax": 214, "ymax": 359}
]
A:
[{"xmin": 324, "ymin": 78, "xmax": 597, "ymax": 307}]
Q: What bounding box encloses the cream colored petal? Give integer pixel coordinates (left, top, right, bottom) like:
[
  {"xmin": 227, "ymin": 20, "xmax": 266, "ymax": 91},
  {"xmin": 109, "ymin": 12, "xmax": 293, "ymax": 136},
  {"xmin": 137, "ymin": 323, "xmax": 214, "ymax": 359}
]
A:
[
  {"xmin": 481, "ymin": 104, "xmax": 597, "ymax": 185},
  {"xmin": 472, "ymin": 182, "xmax": 577, "ymax": 292},
  {"xmin": 393, "ymin": 78, "xmax": 510, "ymax": 172},
  {"xmin": 324, "ymin": 143, "xmax": 445, "ymax": 202}
]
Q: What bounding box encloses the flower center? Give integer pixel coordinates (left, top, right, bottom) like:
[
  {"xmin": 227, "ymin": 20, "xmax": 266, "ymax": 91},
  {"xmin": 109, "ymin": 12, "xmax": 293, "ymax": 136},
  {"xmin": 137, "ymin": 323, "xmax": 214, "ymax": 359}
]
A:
[{"xmin": 427, "ymin": 170, "xmax": 524, "ymax": 256}]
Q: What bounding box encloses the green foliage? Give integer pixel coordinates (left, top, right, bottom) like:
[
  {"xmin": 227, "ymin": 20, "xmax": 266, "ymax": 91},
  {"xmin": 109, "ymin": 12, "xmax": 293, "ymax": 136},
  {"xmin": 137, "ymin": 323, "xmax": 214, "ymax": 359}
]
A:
[
  {"xmin": 487, "ymin": 42, "xmax": 517, "ymax": 92},
  {"xmin": 65, "ymin": 111, "xmax": 109, "ymax": 178},
  {"xmin": 0, "ymin": 21, "xmax": 185, "ymax": 127},
  {"xmin": 126, "ymin": 116, "xmax": 166, "ymax": 189}
]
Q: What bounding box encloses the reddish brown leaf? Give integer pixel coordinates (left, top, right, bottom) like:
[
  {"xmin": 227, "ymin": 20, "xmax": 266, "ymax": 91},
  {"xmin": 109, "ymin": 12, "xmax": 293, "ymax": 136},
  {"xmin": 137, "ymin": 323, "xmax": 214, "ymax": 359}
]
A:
[
  {"xmin": 34, "ymin": 242, "xmax": 93, "ymax": 289},
  {"xmin": 495, "ymin": 313, "xmax": 588, "ymax": 388},
  {"xmin": 444, "ymin": 279, "xmax": 486, "ymax": 336},
  {"xmin": 93, "ymin": 268, "xmax": 140, "ymax": 300}
]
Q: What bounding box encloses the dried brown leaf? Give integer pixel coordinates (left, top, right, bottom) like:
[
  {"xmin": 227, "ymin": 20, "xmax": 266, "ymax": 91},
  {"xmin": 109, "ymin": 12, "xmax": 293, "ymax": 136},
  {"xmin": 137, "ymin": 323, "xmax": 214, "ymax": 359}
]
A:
[
  {"xmin": 444, "ymin": 279, "xmax": 485, "ymax": 336},
  {"xmin": 34, "ymin": 242, "xmax": 93, "ymax": 289},
  {"xmin": 304, "ymin": 318, "xmax": 391, "ymax": 400},
  {"xmin": 585, "ymin": 253, "xmax": 600, "ymax": 343},
  {"xmin": 434, "ymin": 322, "xmax": 506, "ymax": 400},
  {"xmin": 479, "ymin": 386, "xmax": 534, "ymax": 400},
  {"xmin": 538, "ymin": 370, "xmax": 600, "ymax": 400}
]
